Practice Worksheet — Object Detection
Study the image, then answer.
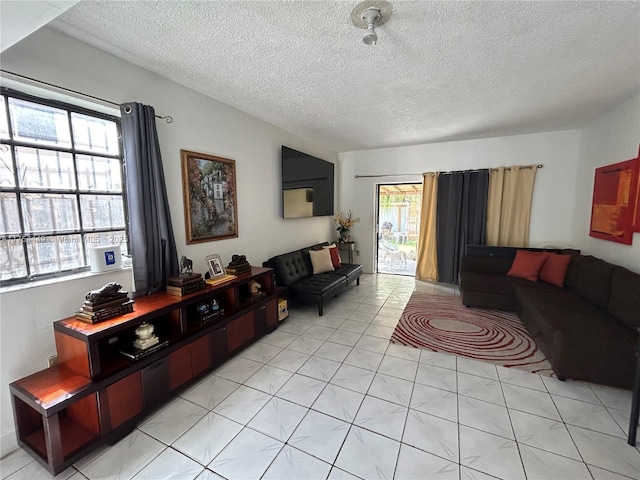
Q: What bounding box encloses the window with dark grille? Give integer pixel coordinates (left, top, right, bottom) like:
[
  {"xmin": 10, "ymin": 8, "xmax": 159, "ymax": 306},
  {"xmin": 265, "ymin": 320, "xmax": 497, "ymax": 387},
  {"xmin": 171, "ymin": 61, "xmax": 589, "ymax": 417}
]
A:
[{"xmin": 0, "ymin": 88, "xmax": 128, "ymax": 284}]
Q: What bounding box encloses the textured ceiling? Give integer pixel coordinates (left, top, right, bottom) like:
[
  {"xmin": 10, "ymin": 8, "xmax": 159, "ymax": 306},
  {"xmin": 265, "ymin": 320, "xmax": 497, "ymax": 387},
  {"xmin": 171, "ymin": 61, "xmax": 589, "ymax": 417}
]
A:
[
  {"xmin": 0, "ymin": 0, "xmax": 78, "ymax": 51},
  {"xmin": 50, "ymin": 1, "xmax": 639, "ymax": 152}
]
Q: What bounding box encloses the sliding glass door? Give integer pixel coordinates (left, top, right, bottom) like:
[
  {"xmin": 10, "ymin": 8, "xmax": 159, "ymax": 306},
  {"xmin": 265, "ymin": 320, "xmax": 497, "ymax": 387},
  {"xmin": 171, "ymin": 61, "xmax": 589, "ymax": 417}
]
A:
[{"xmin": 376, "ymin": 183, "xmax": 422, "ymax": 276}]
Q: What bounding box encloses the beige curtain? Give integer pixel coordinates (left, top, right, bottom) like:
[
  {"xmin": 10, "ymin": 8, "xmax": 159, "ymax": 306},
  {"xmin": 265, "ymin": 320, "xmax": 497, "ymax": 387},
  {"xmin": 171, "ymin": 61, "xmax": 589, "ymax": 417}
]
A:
[
  {"xmin": 415, "ymin": 173, "xmax": 438, "ymax": 281},
  {"xmin": 486, "ymin": 165, "xmax": 537, "ymax": 246}
]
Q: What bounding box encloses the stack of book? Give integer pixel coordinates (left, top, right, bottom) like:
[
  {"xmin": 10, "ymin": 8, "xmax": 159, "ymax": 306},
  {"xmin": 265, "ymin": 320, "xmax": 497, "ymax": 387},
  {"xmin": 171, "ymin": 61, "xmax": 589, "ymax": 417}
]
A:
[
  {"xmin": 119, "ymin": 341, "xmax": 169, "ymax": 361},
  {"xmin": 76, "ymin": 296, "xmax": 134, "ymax": 324},
  {"xmin": 166, "ymin": 273, "xmax": 205, "ymax": 296},
  {"xmin": 226, "ymin": 265, "xmax": 251, "ymax": 275},
  {"xmin": 225, "ymin": 258, "xmax": 252, "ymax": 275}
]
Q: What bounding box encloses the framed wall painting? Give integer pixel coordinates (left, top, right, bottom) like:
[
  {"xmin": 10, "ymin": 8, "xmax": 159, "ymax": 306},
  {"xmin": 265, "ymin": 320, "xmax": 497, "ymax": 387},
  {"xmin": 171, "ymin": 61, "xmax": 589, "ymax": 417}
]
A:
[
  {"xmin": 181, "ymin": 150, "xmax": 238, "ymax": 244},
  {"xmin": 589, "ymin": 155, "xmax": 638, "ymax": 245}
]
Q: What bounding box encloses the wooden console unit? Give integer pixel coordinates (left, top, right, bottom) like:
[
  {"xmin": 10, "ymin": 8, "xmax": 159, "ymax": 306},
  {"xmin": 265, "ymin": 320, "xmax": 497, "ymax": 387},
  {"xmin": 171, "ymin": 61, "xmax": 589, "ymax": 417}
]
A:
[{"xmin": 9, "ymin": 267, "xmax": 281, "ymax": 475}]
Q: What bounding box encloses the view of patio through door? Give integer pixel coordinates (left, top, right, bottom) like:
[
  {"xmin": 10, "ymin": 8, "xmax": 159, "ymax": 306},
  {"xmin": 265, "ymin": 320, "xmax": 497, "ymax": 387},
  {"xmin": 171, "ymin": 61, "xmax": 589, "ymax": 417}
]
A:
[{"xmin": 376, "ymin": 183, "xmax": 423, "ymax": 276}]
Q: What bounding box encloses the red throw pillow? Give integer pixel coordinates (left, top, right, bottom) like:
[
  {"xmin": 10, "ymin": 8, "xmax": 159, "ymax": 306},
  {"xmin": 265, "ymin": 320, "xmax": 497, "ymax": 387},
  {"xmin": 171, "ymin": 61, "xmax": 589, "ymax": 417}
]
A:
[
  {"xmin": 323, "ymin": 244, "xmax": 341, "ymax": 268},
  {"xmin": 507, "ymin": 250, "xmax": 548, "ymax": 282},
  {"xmin": 539, "ymin": 252, "xmax": 572, "ymax": 287}
]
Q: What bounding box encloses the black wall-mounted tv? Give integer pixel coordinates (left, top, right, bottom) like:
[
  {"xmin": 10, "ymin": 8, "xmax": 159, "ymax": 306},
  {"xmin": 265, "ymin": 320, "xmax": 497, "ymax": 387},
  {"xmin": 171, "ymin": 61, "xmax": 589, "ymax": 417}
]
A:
[{"xmin": 281, "ymin": 146, "xmax": 334, "ymax": 219}]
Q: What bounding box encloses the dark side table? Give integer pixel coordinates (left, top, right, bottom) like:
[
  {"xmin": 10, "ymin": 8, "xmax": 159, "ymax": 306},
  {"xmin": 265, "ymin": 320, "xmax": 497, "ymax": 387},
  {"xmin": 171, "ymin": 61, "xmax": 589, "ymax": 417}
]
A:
[
  {"xmin": 628, "ymin": 328, "xmax": 640, "ymax": 446},
  {"xmin": 338, "ymin": 241, "xmax": 355, "ymax": 264}
]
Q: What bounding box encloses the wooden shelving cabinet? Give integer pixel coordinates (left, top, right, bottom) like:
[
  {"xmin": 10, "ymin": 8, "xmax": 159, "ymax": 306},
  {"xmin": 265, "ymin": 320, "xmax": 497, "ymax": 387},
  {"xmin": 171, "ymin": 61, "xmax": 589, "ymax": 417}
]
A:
[{"xmin": 10, "ymin": 267, "xmax": 281, "ymax": 475}]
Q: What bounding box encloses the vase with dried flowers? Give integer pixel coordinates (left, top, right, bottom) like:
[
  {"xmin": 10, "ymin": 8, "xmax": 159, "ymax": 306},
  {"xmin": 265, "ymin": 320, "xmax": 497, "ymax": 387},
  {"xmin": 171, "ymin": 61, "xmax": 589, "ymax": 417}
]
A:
[{"xmin": 332, "ymin": 211, "xmax": 355, "ymax": 241}]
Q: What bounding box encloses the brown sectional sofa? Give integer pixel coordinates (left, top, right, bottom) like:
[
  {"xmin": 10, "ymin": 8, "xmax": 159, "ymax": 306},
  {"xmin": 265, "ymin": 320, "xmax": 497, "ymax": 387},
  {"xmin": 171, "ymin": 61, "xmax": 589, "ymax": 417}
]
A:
[{"xmin": 459, "ymin": 246, "xmax": 640, "ymax": 389}]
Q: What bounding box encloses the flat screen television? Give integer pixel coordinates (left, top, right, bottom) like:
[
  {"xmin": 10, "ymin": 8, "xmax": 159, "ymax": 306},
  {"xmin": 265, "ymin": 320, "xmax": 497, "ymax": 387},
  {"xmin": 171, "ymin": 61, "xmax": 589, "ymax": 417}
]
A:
[{"xmin": 281, "ymin": 146, "xmax": 334, "ymax": 218}]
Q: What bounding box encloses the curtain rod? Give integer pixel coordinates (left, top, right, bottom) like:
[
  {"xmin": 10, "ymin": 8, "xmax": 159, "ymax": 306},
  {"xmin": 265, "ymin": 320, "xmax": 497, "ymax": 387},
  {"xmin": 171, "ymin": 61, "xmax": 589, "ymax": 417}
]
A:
[
  {"xmin": 492, "ymin": 164, "xmax": 543, "ymax": 170},
  {"xmin": 354, "ymin": 173, "xmax": 419, "ymax": 178},
  {"xmin": 1, "ymin": 69, "xmax": 173, "ymax": 123},
  {"xmin": 355, "ymin": 164, "xmax": 543, "ymax": 178}
]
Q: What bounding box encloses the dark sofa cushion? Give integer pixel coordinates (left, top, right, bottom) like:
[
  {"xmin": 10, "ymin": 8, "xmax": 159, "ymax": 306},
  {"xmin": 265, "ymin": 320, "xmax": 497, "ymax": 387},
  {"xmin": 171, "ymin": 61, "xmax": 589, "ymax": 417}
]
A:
[
  {"xmin": 515, "ymin": 287, "xmax": 628, "ymax": 338},
  {"xmin": 564, "ymin": 255, "xmax": 615, "ymax": 309},
  {"xmin": 608, "ymin": 266, "xmax": 640, "ymax": 330},
  {"xmin": 268, "ymin": 251, "xmax": 311, "ymax": 287},
  {"xmin": 515, "ymin": 286, "xmax": 637, "ymax": 388},
  {"xmin": 466, "ymin": 245, "xmax": 580, "ymax": 259},
  {"xmin": 289, "ymin": 274, "xmax": 346, "ymax": 295},
  {"xmin": 460, "ymin": 271, "xmax": 559, "ymax": 298},
  {"xmin": 329, "ymin": 264, "xmax": 364, "ymax": 283},
  {"xmin": 460, "ymin": 247, "xmax": 579, "ymax": 312},
  {"xmin": 460, "ymin": 256, "xmax": 513, "ymax": 275}
]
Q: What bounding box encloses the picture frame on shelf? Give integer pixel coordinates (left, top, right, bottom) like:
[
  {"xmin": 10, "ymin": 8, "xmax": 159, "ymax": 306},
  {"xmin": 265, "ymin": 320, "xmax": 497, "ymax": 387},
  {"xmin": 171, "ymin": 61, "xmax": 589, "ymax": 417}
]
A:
[
  {"xmin": 181, "ymin": 149, "xmax": 238, "ymax": 244},
  {"xmin": 206, "ymin": 254, "xmax": 225, "ymax": 278}
]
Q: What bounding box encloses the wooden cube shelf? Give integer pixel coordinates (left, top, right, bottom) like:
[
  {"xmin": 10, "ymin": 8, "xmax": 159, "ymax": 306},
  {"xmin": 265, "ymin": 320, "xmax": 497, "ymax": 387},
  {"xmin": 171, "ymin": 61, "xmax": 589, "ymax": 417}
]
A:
[{"xmin": 10, "ymin": 267, "xmax": 282, "ymax": 475}]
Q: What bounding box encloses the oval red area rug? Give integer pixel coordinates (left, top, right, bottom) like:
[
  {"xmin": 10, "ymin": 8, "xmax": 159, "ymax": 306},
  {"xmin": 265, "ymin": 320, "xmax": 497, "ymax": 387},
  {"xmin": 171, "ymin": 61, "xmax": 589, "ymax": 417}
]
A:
[{"xmin": 390, "ymin": 293, "xmax": 554, "ymax": 376}]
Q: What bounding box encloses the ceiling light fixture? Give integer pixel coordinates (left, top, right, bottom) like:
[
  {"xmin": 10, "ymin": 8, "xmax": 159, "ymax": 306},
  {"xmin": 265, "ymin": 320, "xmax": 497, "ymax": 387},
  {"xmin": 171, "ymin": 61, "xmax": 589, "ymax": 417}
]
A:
[
  {"xmin": 362, "ymin": 8, "xmax": 380, "ymax": 45},
  {"xmin": 351, "ymin": 1, "xmax": 392, "ymax": 46}
]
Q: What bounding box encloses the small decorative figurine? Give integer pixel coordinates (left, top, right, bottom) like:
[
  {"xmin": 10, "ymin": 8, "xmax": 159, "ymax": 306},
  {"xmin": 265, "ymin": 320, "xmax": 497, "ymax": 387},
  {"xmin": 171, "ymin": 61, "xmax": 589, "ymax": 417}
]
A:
[
  {"xmin": 180, "ymin": 256, "xmax": 193, "ymax": 275},
  {"xmin": 85, "ymin": 282, "xmax": 127, "ymax": 304},
  {"xmin": 211, "ymin": 299, "xmax": 220, "ymax": 312},
  {"xmin": 133, "ymin": 322, "xmax": 160, "ymax": 350},
  {"xmin": 196, "ymin": 303, "xmax": 209, "ymax": 315},
  {"xmin": 249, "ymin": 280, "xmax": 261, "ymax": 295},
  {"xmin": 226, "ymin": 254, "xmax": 252, "ymax": 275},
  {"xmin": 77, "ymin": 282, "xmax": 133, "ymax": 324}
]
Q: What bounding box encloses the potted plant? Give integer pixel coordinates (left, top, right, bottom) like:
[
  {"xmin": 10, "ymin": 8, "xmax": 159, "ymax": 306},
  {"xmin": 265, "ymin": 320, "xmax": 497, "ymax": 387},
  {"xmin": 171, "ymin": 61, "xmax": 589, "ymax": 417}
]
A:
[{"xmin": 332, "ymin": 211, "xmax": 355, "ymax": 241}]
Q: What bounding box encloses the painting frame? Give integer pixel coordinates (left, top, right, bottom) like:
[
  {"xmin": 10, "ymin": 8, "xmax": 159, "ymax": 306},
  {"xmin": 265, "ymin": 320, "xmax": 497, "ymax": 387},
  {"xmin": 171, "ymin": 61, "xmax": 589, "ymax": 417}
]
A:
[
  {"xmin": 205, "ymin": 254, "xmax": 225, "ymax": 278},
  {"xmin": 181, "ymin": 149, "xmax": 238, "ymax": 244},
  {"xmin": 589, "ymin": 156, "xmax": 638, "ymax": 245},
  {"xmin": 632, "ymin": 145, "xmax": 640, "ymax": 232}
]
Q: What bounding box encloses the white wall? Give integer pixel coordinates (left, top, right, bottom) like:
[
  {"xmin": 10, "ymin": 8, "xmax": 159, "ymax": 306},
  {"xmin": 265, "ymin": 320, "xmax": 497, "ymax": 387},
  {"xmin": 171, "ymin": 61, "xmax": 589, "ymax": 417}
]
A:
[
  {"xmin": 338, "ymin": 131, "xmax": 582, "ymax": 272},
  {"xmin": 570, "ymin": 95, "xmax": 640, "ymax": 273},
  {"xmin": 0, "ymin": 27, "xmax": 336, "ymax": 454}
]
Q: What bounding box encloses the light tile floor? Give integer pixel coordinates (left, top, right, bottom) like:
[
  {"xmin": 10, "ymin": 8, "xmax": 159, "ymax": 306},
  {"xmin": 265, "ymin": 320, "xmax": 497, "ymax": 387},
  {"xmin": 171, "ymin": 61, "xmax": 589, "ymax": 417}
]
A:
[{"xmin": 2, "ymin": 274, "xmax": 640, "ymax": 480}]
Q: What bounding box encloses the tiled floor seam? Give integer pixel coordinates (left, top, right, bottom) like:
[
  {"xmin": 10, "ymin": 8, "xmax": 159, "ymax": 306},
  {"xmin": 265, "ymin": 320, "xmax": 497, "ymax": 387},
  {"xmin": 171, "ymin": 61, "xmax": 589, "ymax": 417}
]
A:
[
  {"xmin": 391, "ymin": 361, "xmax": 418, "ymax": 480},
  {"xmin": 501, "ymin": 380, "xmax": 528, "ymax": 480},
  {"xmin": 165, "ymin": 443, "xmax": 208, "ymax": 471},
  {"xmin": 83, "ymin": 430, "xmax": 166, "ymax": 480},
  {"xmin": 176, "ymin": 392, "xmax": 223, "ymax": 413},
  {"xmin": 203, "ymin": 423, "xmax": 250, "ymax": 474},
  {"xmin": 547, "ymin": 391, "xmax": 628, "ymax": 444},
  {"xmin": 456, "ymin": 363, "xmax": 463, "ymax": 480},
  {"xmin": 585, "ymin": 463, "xmax": 635, "ymax": 480},
  {"xmin": 347, "ymin": 408, "xmax": 405, "ymax": 444},
  {"xmin": 338, "ymin": 280, "xmax": 408, "ymax": 479},
  {"xmin": 325, "ymin": 423, "xmax": 356, "ymax": 478},
  {"xmin": 252, "ymin": 441, "xmax": 285, "ymax": 480},
  {"xmin": 498, "ymin": 374, "xmax": 624, "ymax": 468}
]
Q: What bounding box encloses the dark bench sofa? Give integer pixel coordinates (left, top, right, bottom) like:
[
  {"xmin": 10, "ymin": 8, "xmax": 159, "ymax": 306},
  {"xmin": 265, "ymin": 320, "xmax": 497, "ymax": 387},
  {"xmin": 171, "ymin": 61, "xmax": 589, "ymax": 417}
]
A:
[
  {"xmin": 264, "ymin": 243, "xmax": 364, "ymax": 316},
  {"xmin": 459, "ymin": 246, "xmax": 639, "ymax": 389}
]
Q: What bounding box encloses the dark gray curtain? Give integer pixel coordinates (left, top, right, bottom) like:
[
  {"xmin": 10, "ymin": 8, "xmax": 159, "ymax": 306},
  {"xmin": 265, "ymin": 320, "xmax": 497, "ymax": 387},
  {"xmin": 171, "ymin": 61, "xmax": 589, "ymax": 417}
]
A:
[
  {"xmin": 121, "ymin": 102, "xmax": 178, "ymax": 296},
  {"xmin": 436, "ymin": 170, "xmax": 489, "ymax": 284}
]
